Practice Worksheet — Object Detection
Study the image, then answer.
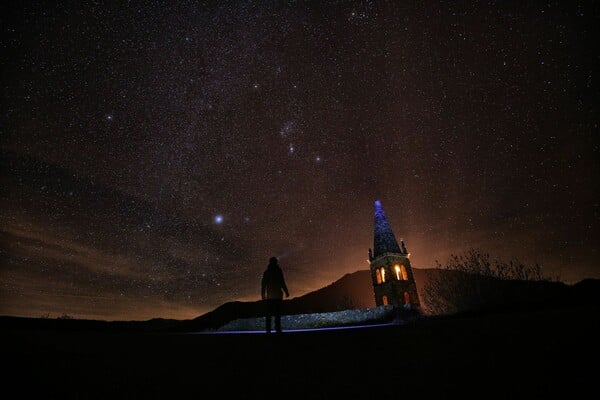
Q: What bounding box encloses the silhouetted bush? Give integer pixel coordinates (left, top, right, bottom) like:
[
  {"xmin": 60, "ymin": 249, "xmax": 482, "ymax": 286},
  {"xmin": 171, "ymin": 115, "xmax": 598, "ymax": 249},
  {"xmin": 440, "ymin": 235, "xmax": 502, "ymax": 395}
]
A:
[
  {"xmin": 336, "ymin": 294, "xmax": 356, "ymax": 311},
  {"xmin": 422, "ymin": 248, "xmax": 554, "ymax": 315}
]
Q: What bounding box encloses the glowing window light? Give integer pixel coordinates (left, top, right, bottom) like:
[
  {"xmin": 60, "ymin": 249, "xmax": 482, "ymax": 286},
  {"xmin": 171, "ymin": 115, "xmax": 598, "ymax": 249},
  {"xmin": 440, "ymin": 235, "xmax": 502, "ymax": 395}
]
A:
[
  {"xmin": 380, "ymin": 267, "xmax": 386, "ymax": 283},
  {"xmin": 394, "ymin": 264, "xmax": 401, "ymax": 280},
  {"xmin": 382, "ymin": 295, "xmax": 388, "ymax": 305},
  {"xmin": 376, "ymin": 269, "xmax": 382, "ymax": 284},
  {"xmin": 401, "ymin": 265, "xmax": 408, "ymax": 280}
]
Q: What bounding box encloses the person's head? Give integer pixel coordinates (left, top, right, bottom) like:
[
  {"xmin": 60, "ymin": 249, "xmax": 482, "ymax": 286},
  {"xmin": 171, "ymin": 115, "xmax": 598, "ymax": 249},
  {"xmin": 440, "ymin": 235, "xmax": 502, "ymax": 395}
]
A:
[{"xmin": 268, "ymin": 256, "xmax": 278, "ymax": 268}]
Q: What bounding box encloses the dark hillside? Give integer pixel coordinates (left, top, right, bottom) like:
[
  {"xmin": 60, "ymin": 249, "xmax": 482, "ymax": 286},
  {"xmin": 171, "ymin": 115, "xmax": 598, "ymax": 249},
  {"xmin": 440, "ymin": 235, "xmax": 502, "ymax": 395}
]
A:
[{"xmin": 2, "ymin": 271, "xmax": 598, "ymax": 332}]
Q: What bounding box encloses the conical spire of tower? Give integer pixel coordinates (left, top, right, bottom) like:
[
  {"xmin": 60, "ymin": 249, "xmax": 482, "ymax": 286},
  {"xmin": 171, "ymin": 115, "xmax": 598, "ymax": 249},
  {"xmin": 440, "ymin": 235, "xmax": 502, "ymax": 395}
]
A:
[{"xmin": 373, "ymin": 200, "xmax": 402, "ymax": 258}]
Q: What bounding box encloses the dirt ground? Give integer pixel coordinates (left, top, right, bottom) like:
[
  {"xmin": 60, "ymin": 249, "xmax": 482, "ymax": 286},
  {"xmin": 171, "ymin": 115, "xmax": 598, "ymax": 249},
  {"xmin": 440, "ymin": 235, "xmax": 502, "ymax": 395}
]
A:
[{"xmin": 2, "ymin": 304, "xmax": 598, "ymax": 399}]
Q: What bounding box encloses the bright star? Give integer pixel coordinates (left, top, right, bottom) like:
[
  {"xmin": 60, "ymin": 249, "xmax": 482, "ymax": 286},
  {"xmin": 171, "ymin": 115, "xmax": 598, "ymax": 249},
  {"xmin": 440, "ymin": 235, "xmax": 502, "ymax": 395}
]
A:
[{"xmin": 214, "ymin": 215, "xmax": 223, "ymax": 224}]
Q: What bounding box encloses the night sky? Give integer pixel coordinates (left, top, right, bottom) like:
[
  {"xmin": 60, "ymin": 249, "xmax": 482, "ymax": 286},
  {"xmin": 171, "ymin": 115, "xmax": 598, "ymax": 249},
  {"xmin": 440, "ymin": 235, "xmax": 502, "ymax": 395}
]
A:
[{"xmin": 2, "ymin": 1, "xmax": 598, "ymax": 321}]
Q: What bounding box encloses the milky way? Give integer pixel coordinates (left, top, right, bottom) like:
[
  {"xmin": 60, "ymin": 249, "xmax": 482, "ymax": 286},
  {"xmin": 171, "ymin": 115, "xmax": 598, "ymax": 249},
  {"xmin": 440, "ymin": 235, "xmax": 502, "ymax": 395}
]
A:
[{"xmin": 2, "ymin": 1, "xmax": 598, "ymax": 320}]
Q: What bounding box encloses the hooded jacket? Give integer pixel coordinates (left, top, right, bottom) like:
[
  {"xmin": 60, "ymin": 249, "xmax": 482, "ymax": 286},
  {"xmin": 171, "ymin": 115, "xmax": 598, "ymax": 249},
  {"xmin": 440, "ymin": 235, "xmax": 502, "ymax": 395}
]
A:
[{"xmin": 261, "ymin": 260, "xmax": 289, "ymax": 300}]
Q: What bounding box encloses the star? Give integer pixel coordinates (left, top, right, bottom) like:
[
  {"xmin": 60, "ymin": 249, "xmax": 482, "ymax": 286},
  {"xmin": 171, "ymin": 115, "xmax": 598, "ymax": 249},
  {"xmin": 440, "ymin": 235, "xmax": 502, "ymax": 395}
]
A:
[{"xmin": 280, "ymin": 121, "xmax": 294, "ymax": 136}]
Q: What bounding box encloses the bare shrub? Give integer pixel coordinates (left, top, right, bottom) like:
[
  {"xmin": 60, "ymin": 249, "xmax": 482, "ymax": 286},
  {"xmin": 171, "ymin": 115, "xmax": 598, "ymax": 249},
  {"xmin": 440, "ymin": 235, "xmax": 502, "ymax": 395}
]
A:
[{"xmin": 422, "ymin": 248, "xmax": 553, "ymax": 315}]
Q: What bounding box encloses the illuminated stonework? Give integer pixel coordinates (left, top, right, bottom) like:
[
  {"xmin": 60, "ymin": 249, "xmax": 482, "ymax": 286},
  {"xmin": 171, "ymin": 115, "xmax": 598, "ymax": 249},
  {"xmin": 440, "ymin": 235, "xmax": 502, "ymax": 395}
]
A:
[{"xmin": 368, "ymin": 200, "xmax": 421, "ymax": 310}]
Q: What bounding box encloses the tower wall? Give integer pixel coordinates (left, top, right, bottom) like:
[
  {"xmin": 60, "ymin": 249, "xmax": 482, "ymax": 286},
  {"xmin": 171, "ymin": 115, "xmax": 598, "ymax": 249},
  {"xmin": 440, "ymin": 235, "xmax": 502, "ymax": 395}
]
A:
[{"xmin": 369, "ymin": 253, "xmax": 421, "ymax": 310}]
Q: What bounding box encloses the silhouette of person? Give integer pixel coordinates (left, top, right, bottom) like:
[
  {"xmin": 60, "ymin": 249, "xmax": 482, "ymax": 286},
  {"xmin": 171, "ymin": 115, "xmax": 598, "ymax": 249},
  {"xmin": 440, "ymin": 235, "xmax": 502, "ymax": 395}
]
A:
[{"xmin": 261, "ymin": 256, "xmax": 289, "ymax": 333}]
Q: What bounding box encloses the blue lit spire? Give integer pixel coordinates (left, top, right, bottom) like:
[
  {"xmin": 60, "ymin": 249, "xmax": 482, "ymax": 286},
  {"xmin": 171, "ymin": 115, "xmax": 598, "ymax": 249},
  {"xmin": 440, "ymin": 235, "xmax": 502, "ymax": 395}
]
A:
[{"xmin": 373, "ymin": 200, "xmax": 402, "ymax": 258}]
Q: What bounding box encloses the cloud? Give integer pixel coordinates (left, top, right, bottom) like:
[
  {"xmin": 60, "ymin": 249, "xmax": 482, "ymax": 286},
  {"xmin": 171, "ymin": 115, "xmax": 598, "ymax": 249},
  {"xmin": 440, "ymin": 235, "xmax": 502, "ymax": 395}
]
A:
[{"xmin": 0, "ymin": 150, "xmax": 254, "ymax": 319}]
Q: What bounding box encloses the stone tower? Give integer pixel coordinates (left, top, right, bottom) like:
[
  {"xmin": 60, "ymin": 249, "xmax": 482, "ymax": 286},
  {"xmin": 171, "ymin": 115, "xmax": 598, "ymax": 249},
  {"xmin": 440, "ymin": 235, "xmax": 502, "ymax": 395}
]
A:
[{"xmin": 368, "ymin": 200, "xmax": 420, "ymax": 310}]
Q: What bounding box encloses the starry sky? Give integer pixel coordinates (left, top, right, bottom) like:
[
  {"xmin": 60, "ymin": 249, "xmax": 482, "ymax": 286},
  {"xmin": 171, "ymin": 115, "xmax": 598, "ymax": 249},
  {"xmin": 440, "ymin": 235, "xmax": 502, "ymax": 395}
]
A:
[{"xmin": 2, "ymin": 1, "xmax": 598, "ymax": 321}]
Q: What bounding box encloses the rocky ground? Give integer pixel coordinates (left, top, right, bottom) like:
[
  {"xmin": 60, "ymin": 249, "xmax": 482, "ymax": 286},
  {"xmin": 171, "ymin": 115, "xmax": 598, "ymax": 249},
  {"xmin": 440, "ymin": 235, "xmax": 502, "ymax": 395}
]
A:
[{"xmin": 215, "ymin": 305, "xmax": 406, "ymax": 331}]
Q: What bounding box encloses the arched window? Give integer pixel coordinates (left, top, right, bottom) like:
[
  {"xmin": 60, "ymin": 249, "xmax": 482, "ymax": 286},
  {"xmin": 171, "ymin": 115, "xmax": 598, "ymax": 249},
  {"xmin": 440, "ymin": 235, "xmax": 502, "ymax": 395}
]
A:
[
  {"xmin": 380, "ymin": 267, "xmax": 386, "ymax": 283},
  {"xmin": 400, "ymin": 265, "xmax": 408, "ymax": 281},
  {"xmin": 394, "ymin": 264, "xmax": 401, "ymax": 280},
  {"xmin": 403, "ymin": 292, "xmax": 411, "ymax": 310},
  {"xmin": 375, "ymin": 269, "xmax": 382, "ymax": 284},
  {"xmin": 382, "ymin": 295, "xmax": 388, "ymax": 306}
]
